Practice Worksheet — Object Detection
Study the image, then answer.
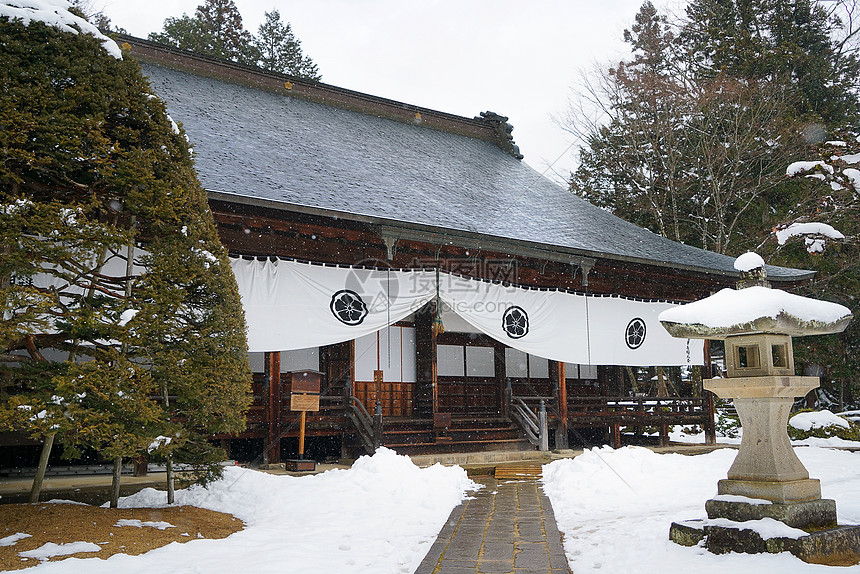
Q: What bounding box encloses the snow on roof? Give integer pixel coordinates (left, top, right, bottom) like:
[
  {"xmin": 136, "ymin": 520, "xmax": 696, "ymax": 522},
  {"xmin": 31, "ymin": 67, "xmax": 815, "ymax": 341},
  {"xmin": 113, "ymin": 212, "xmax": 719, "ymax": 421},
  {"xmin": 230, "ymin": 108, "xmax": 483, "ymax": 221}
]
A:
[
  {"xmin": 733, "ymin": 252, "xmax": 764, "ymax": 272},
  {"xmin": 0, "ymin": 0, "xmax": 122, "ymax": 59},
  {"xmin": 658, "ymin": 285, "xmax": 852, "ymax": 335},
  {"xmin": 776, "ymin": 222, "xmax": 845, "ymax": 245}
]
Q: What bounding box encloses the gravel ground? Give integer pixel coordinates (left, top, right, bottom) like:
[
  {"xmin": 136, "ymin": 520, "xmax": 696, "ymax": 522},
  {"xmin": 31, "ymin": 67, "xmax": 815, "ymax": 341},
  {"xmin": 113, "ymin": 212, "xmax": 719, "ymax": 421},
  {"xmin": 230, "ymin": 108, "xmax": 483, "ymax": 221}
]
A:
[{"xmin": 0, "ymin": 502, "xmax": 243, "ymax": 571}]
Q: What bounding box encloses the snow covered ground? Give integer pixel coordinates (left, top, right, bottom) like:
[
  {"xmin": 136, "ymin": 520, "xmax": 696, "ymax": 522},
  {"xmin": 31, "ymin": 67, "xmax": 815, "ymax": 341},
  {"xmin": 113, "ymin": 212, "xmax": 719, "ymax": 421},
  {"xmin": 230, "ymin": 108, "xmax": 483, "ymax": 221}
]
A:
[
  {"xmin": 3, "ymin": 435, "xmax": 859, "ymax": 573},
  {"xmin": 2, "ymin": 448, "xmax": 477, "ymax": 574},
  {"xmin": 543, "ymin": 445, "xmax": 860, "ymax": 573}
]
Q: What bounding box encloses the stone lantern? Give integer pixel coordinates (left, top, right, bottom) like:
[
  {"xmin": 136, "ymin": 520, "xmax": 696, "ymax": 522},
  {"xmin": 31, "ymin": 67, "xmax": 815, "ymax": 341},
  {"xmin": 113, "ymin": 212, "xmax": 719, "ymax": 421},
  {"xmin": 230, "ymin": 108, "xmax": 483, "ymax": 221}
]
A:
[{"xmin": 659, "ymin": 253, "xmax": 857, "ymax": 565}]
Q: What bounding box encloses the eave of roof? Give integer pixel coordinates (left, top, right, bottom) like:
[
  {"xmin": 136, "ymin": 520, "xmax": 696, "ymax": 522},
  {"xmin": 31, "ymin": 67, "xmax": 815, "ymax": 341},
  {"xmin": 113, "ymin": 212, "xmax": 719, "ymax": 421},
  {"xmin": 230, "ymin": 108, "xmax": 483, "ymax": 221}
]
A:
[{"xmin": 208, "ymin": 190, "xmax": 814, "ymax": 284}]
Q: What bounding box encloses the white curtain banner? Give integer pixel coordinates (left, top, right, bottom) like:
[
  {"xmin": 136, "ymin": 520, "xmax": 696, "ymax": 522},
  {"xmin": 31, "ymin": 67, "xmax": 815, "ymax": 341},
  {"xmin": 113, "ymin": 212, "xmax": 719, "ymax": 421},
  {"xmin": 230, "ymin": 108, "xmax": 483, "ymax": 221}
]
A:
[
  {"xmin": 584, "ymin": 296, "xmax": 704, "ymax": 366},
  {"xmin": 437, "ymin": 274, "xmax": 591, "ymax": 364},
  {"xmin": 230, "ymin": 258, "xmax": 704, "ymax": 366},
  {"xmin": 230, "ymin": 258, "xmax": 435, "ymax": 352}
]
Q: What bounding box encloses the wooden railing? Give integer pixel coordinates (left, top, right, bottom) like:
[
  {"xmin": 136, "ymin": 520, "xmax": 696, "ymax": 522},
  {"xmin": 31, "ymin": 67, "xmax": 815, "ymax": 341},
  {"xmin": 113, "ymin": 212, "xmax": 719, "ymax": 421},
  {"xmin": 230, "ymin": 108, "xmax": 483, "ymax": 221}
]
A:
[
  {"xmin": 567, "ymin": 396, "xmax": 706, "ymax": 422},
  {"xmin": 510, "ymin": 396, "xmax": 550, "ymax": 451}
]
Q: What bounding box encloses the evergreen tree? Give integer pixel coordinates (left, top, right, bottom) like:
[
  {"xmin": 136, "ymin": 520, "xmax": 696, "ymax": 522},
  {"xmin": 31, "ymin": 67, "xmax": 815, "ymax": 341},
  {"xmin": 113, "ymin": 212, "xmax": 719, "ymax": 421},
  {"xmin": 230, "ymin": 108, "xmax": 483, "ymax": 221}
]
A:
[
  {"xmin": 149, "ymin": 0, "xmax": 259, "ymax": 65},
  {"xmin": 569, "ymin": 2, "xmax": 803, "ymax": 254},
  {"xmin": 149, "ymin": 2, "xmax": 321, "ymax": 79},
  {"xmin": 0, "ymin": 8, "xmax": 251, "ymax": 501},
  {"xmin": 681, "ymin": 0, "xmax": 860, "ymax": 124},
  {"xmin": 568, "ymin": 0, "xmax": 860, "ymax": 405},
  {"xmin": 765, "ymin": 136, "xmax": 860, "ymax": 408},
  {"xmin": 256, "ymin": 10, "xmax": 320, "ymax": 80}
]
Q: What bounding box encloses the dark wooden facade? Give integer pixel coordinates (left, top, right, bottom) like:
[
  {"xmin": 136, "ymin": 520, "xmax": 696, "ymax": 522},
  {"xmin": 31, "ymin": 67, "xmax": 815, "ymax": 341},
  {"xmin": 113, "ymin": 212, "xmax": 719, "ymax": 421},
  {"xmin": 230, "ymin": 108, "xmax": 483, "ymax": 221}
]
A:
[{"xmin": 210, "ymin": 199, "xmax": 747, "ymax": 460}]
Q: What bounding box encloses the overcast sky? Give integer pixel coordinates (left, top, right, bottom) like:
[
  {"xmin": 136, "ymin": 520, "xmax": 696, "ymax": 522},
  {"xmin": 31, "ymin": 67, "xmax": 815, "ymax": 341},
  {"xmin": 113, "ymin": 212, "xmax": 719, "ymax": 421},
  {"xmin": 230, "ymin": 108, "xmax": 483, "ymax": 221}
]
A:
[{"xmin": 99, "ymin": 1, "xmax": 684, "ymax": 183}]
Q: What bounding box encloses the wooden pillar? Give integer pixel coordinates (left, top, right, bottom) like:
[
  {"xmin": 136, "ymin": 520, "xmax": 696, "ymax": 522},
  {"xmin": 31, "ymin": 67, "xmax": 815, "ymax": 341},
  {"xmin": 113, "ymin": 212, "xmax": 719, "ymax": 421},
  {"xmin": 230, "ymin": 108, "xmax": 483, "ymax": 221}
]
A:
[
  {"xmin": 264, "ymin": 351, "xmax": 281, "ymax": 464},
  {"xmin": 551, "ymin": 361, "xmax": 569, "ymax": 449},
  {"xmin": 494, "ymin": 340, "xmax": 506, "ymax": 415},
  {"xmin": 702, "ymin": 340, "xmax": 717, "ymax": 445},
  {"xmin": 415, "ymin": 305, "xmax": 438, "ymax": 417},
  {"xmin": 659, "ymin": 422, "xmax": 670, "ymax": 447},
  {"xmin": 704, "ymin": 391, "xmax": 717, "ymax": 445},
  {"xmin": 610, "ymin": 422, "xmax": 621, "ymax": 449}
]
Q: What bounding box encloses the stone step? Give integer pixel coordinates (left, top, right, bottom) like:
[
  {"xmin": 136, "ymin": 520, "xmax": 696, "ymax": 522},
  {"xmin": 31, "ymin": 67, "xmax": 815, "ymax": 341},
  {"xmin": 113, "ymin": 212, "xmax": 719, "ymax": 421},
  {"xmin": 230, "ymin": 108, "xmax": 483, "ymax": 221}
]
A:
[
  {"xmin": 407, "ymin": 449, "xmax": 547, "ymax": 468},
  {"xmin": 493, "ymin": 464, "xmax": 544, "ymax": 480}
]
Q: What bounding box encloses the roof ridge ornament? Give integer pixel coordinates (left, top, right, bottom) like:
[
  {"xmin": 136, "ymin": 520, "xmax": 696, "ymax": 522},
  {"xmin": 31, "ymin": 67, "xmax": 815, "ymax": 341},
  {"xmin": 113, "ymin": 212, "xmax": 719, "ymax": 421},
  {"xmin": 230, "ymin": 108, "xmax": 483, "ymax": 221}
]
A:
[{"xmin": 476, "ymin": 111, "xmax": 524, "ymax": 160}]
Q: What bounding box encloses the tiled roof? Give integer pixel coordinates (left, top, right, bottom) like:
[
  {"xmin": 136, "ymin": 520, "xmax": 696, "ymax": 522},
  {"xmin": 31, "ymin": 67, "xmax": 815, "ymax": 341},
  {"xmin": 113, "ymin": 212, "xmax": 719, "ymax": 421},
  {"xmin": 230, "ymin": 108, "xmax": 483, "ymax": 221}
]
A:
[{"xmin": 138, "ymin": 56, "xmax": 810, "ymax": 282}]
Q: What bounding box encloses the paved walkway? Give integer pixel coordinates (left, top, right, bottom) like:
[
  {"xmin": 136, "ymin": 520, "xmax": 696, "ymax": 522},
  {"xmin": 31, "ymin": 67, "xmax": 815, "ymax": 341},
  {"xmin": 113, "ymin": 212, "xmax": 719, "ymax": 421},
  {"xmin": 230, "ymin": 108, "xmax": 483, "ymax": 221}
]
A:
[{"xmin": 415, "ymin": 477, "xmax": 571, "ymax": 574}]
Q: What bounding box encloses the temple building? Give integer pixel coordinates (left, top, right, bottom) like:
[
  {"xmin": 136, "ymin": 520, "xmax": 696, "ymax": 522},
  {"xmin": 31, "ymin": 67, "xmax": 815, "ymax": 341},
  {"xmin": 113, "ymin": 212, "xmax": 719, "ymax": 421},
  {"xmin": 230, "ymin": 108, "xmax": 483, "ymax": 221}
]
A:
[{"xmin": 121, "ymin": 36, "xmax": 812, "ymax": 462}]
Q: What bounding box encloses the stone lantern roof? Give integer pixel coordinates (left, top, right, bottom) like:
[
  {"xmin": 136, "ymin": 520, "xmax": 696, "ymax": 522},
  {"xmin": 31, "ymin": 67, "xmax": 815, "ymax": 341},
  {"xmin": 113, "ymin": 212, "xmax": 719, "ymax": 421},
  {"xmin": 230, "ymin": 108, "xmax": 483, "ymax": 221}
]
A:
[
  {"xmin": 658, "ymin": 253, "xmax": 852, "ymax": 339},
  {"xmin": 658, "ymin": 285, "xmax": 853, "ymax": 339}
]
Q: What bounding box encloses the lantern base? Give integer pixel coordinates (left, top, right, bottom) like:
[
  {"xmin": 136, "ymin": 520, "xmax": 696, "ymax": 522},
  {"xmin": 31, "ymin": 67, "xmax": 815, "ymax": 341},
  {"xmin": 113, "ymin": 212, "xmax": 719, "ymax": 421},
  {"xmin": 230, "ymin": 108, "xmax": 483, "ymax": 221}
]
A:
[
  {"xmin": 706, "ymin": 496, "xmax": 836, "ymax": 529},
  {"xmin": 717, "ymin": 477, "xmax": 823, "ymax": 504}
]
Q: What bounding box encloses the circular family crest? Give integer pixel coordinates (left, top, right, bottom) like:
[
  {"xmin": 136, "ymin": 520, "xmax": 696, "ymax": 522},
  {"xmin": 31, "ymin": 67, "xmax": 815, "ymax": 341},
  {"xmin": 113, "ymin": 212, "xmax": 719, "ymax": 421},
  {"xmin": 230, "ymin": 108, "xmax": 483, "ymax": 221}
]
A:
[
  {"xmin": 625, "ymin": 317, "xmax": 646, "ymax": 349},
  {"xmin": 330, "ymin": 290, "xmax": 368, "ymax": 325},
  {"xmin": 502, "ymin": 306, "xmax": 529, "ymax": 339}
]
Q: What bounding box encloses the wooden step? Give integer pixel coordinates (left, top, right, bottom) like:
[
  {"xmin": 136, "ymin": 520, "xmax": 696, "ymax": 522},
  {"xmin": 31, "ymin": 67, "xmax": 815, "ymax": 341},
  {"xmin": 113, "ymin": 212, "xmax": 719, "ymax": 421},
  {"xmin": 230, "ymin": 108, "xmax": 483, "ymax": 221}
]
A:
[{"xmin": 493, "ymin": 464, "xmax": 543, "ymax": 480}]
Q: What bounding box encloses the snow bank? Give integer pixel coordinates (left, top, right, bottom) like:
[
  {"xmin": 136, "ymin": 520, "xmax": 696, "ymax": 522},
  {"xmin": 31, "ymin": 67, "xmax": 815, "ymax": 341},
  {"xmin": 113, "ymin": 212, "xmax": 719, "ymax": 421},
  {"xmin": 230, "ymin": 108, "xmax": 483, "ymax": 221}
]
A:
[
  {"xmin": 776, "ymin": 223, "xmax": 845, "ymax": 245},
  {"xmin": 658, "ymin": 286, "xmax": 851, "ymax": 328},
  {"xmin": 790, "ymin": 410, "xmax": 850, "ymax": 431},
  {"xmin": 543, "ymin": 446, "xmax": 860, "ymax": 573},
  {"xmin": 0, "ymin": 0, "xmax": 122, "ymax": 58},
  {"xmin": 16, "ymin": 448, "xmax": 475, "ymax": 574}
]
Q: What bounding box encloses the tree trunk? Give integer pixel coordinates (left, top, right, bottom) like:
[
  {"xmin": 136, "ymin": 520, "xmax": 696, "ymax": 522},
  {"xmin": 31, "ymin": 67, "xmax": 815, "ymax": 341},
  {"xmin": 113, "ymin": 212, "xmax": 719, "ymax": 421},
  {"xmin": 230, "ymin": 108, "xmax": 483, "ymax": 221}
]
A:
[
  {"xmin": 656, "ymin": 366, "xmax": 669, "ymax": 396},
  {"xmin": 29, "ymin": 432, "xmax": 55, "ymax": 503},
  {"xmin": 166, "ymin": 454, "xmax": 175, "ymax": 505},
  {"xmin": 625, "ymin": 366, "xmax": 639, "ymax": 394},
  {"xmin": 161, "ymin": 382, "xmax": 174, "ymax": 504},
  {"xmin": 110, "ymin": 457, "xmax": 122, "ymax": 508}
]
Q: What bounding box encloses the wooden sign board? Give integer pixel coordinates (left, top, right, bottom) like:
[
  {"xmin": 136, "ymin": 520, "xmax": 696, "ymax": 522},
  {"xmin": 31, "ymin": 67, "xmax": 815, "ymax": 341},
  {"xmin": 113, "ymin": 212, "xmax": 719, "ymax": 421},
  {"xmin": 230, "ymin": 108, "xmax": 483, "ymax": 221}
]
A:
[
  {"xmin": 290, "ymin": 371, "xmax": 322, "ymax": 394},
  {"xmin": 290, "ymin": 394, "xmax": 320, "ymax": 412}
]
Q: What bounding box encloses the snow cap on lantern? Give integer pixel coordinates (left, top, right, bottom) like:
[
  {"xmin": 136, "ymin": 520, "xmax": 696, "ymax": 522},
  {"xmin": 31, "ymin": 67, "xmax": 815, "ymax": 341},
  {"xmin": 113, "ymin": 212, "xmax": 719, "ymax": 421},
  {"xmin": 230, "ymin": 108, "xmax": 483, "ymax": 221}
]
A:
[{"xmin": 659, "ymin": 253, "xmax": 852, "ymax": 340}]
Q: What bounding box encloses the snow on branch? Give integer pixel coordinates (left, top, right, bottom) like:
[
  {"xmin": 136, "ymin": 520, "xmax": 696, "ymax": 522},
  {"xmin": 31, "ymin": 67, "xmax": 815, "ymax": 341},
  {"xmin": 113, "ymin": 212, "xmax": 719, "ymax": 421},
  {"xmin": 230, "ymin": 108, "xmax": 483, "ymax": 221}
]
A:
[
  {"xmin": 0, "ymin": 0, "xmax": 122, "ymax": 59},
  {"xmin": 775, "ymin": 222, "xmax": 846, "ymax": 254}
]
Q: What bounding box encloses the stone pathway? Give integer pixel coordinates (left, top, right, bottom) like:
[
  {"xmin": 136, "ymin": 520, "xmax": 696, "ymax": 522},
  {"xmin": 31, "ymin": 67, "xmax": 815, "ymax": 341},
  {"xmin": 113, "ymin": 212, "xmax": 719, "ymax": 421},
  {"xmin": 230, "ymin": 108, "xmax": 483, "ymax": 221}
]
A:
[{"xmin": 415, "ymin": 477, "xmax": 571, "ymax": 574}]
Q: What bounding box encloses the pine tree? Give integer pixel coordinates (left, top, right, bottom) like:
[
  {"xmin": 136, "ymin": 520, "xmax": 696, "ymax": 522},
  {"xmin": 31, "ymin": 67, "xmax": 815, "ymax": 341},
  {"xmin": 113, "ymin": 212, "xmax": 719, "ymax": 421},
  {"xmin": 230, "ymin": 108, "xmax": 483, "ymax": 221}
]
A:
[
  {"xmin": 194, "ymin": 0, "xmax": 260, "ymax": 64},
  {"xmin": 1, "ymin": 9, "xmax": 251, "ymax": 501},
  {"xmin": 568, "ymin": 0, "xmax": 860, "ymax": 406},
  {"xmin": 765, "ymin": 135, "xmax": 860, "ymax": 408},
  {"xmin": 256, "ymin": 10, "xmax": 320, "ymax": 80}
]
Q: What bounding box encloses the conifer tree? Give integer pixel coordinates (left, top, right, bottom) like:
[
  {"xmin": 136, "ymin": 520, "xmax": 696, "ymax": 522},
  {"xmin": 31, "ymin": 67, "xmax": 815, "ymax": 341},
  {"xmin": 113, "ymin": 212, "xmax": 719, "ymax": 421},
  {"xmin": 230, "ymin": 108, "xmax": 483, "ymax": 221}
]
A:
[
  {"xmin": 256, "ymin": 10, "xmax": 320, "ymax": 80},
  {"xmin": 567, "ymin": 0, "xmax": 860, "ymax": 405},
  {"xmin": 1, "ymin": 5, "xmax": 251, "ymax": 502},
  {"xmin": 149, "ymin": 1, "xmax": 321, "ymax": 79}
]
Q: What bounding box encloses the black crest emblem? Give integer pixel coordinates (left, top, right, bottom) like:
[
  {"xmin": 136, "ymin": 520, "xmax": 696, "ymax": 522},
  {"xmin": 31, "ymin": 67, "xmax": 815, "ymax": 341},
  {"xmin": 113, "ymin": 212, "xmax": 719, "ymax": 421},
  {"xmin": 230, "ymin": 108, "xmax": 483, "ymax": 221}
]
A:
[
  {"xmin": 330, "ymin": 290, "xmax": 368, "ymax": 325},
  {"xmin": 502, "ymin": 306, "xmax": 529, "ymax": 339},
  {"xmin": 625, "ymin": 318, "xmax": 646, "ymax": 349}
]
